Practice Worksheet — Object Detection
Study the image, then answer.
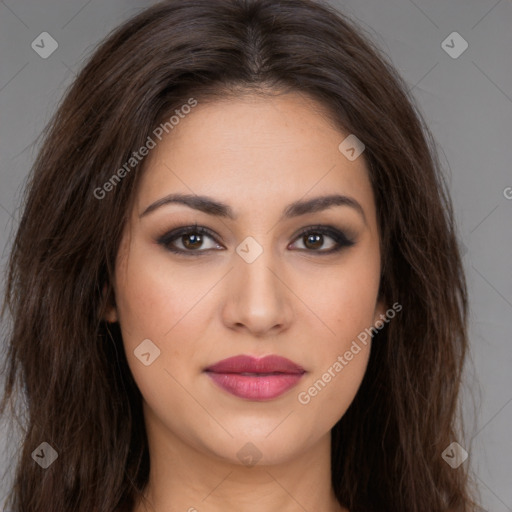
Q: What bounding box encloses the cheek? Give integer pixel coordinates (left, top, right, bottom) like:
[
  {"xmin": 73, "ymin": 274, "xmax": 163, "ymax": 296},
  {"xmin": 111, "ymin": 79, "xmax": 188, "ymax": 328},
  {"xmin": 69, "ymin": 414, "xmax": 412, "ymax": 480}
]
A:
[
  {"xmin": 113, "ymin": 244, "xmax": 212, "ymax": 386},
  {"xmin": 115, "ymin": 241, "xmax": 199, "ymax": 339},
  {"xmin": 295, "ymin": 345, "xmax": 370, "ymax": 439},
  {"xmin": 296, "ymin": 249, "xmax": 381, "ymax": 350},
  {"xmin": 293, "ymin": 273, "xmax": 376, "ymax": 430},
  {"xmin": 291, "ymin": 248, "xmax": 379, "ymax": 420}
]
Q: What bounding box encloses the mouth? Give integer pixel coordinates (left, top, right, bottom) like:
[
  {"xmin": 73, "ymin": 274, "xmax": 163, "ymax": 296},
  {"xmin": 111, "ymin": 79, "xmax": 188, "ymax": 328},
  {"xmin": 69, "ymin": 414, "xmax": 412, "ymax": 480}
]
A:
[{"xmin": 204, "ymin": 355, "xmax": 306, "ymax": 401}]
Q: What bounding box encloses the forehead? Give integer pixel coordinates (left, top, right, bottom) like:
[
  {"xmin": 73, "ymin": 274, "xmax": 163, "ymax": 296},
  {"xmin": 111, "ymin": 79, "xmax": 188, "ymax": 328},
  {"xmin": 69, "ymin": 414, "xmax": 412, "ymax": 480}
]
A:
[{"xmin": 135, "ymin": 92, "xmax": 376, "ymax": 226}]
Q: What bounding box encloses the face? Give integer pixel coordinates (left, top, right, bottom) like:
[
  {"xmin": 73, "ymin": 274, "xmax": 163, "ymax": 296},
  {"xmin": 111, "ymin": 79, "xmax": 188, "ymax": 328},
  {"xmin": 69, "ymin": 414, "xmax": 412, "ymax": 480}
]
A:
[{"xmin": 106, "ymin": 92, "xmax": 386, "ymax": 466}]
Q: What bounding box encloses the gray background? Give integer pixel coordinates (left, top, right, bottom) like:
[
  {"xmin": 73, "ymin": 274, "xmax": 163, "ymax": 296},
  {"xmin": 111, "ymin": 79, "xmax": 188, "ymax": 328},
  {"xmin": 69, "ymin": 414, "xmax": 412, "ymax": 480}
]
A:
[{"xmin": 0, "ymin": 0, "xmax": 511, "ymax": 510}]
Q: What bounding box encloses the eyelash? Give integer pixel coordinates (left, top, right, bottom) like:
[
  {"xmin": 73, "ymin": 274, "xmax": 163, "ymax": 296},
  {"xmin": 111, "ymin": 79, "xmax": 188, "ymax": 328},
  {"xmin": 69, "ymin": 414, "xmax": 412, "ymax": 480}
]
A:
[{"xmin": 157, "ymin": 223, "xmax": 355, "ymax": 256}]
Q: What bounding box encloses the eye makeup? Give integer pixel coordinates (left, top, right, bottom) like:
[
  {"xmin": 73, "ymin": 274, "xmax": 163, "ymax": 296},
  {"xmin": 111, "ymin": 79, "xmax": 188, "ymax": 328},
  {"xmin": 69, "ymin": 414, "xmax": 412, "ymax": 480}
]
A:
[{"xmin": 156, "ymin": 222, "xmax": 356, "ymax": 257}]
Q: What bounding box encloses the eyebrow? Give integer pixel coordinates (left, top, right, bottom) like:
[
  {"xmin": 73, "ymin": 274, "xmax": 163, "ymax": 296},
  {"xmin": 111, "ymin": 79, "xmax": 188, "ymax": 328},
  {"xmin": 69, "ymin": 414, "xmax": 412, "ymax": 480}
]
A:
[{"xmin": 139, "ymin": 193, "xmax": 367, "ymax": 225}]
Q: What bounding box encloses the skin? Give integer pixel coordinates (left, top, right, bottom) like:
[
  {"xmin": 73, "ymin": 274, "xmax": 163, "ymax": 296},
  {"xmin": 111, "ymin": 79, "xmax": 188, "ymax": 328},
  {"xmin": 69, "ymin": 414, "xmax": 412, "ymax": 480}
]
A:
[{"xmin": 105, "ymin": 91, "xmax": 387, "ymax": 512}]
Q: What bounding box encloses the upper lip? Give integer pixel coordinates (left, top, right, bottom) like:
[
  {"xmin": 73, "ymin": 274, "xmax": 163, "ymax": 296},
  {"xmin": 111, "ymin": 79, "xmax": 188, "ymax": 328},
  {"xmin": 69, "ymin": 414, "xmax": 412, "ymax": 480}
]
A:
[{"xmin": 204, "ymin": 355, "xmax": 305, "ymax": 374}]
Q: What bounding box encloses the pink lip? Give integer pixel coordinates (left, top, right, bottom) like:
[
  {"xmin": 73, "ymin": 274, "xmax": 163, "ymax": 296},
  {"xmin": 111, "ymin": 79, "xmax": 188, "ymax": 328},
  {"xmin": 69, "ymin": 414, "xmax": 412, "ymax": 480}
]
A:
[{"xmin": 204, "ymin": 355, "xmax": 305, "ymax": 401}]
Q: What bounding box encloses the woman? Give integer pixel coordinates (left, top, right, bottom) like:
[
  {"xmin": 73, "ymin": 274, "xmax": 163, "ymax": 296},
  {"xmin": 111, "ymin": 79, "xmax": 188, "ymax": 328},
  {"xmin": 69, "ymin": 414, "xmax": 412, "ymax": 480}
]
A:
[{"xmin": 0, "ymin": 0, "xmax": 482, "ymax": 510}]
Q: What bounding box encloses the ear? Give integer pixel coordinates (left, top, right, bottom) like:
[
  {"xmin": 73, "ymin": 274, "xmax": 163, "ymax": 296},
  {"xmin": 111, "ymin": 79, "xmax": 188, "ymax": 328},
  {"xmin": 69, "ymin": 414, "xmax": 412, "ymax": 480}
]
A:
[
  {"xmin": 102, "ymin": 283, "xmax": 118, "ymax": 323},
  {"xmin": 372, "ymin": 296, "xmax": 388, "ymax": 328}
]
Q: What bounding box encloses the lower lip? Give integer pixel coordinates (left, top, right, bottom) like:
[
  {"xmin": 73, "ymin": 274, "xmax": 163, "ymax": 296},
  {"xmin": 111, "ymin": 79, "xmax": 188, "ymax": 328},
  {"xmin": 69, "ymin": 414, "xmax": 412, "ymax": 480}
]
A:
[{"xmin": 205, "ymin": 372, "xmax": 304, "ymax": 401}]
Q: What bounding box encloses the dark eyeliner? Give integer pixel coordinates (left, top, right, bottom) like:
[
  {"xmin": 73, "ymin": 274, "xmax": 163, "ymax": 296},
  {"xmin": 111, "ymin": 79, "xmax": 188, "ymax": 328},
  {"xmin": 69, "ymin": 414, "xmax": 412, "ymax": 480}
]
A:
[
  {"xmin": 157, "ymin": 223, "xmax": 221, "ymax": 256},
  {"xmin": 292, "ymin": 224, "xmax": 356, "ymax": 254},
  {"xmin": 157, "ymin": 223, "xmax": 355, "ymax": 256}
]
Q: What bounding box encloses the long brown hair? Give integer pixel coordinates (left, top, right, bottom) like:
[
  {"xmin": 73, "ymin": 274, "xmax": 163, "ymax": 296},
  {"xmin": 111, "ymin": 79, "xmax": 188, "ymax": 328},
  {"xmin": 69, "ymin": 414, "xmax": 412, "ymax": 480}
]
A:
[{"xmin": 1, "ymin": 0, "xmax": 481, "ymax": 510}]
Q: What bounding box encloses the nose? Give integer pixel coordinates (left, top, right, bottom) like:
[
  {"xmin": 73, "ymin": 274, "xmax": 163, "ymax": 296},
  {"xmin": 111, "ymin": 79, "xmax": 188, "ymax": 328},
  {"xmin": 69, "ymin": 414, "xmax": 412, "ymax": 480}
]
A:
[{"xmin": 221, "ymin": 244, "xmax": 294, "ymax": 337}]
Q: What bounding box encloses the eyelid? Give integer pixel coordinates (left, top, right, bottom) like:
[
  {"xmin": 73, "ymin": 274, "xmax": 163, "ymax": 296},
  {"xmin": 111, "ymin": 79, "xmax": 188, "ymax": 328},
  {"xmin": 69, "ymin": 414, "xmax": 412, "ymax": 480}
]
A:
[
  {"xmin": 156, "ymin": 223, "xmax": 223, "ymax": 253},
  {"xmin": 156, "ymin": 223, "xmax": 356, "ymax": 256},
  {"xmin": 291, "ymin": 224, "xmax": 354, "ymax": 245}
]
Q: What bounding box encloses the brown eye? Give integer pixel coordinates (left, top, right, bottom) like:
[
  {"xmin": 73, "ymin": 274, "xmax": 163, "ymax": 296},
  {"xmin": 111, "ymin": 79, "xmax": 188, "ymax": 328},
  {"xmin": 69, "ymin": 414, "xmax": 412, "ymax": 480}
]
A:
[
  {"xmin": 303, "ymin": 233, "xmax": 325, "ymax": 250},
  {"xmin": 157, "ymin": 224, "xmax": 355, "ymax": 256},
  {"xmin": 290, "ymin": 226, "xmax": 355, "ymax": 254},
  {"xmin": 157, "ymin": 225, "xmax": 224, "ymax": 255},
  {"xmin": 181, "ymin": 233, "xmax": 204, "ymax": 250}
]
